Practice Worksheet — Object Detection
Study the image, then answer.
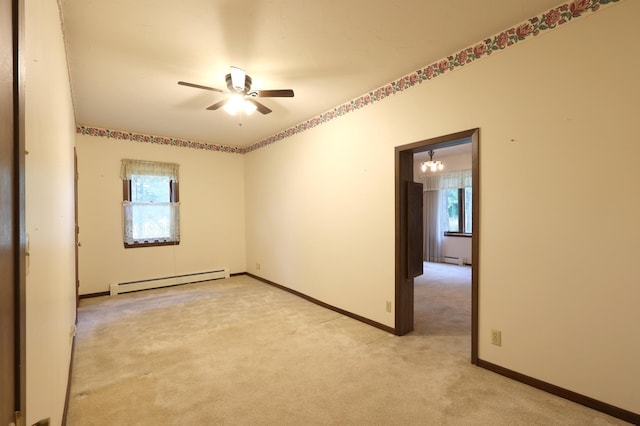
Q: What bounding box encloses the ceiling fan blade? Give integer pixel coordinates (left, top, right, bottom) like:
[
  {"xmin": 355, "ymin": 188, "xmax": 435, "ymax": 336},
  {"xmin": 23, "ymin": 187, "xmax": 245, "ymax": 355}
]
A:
[
  {"xmin": 257, "ymin": 89, "xmax": 294, "ymax": 98},
  {"xmin": 177, "ymin": 81, "xmax": 224, "ymax": 93},
  {"xmin": 230, "ymin": 66, "xmax": 246, "ymax": 91},
  {"xmin": 247, "ymin": 98, "xmax": 272, "ymax": 115},
  {"xmin": 206, "ymin": 99, "xmax": 228, "ymax": 111}
]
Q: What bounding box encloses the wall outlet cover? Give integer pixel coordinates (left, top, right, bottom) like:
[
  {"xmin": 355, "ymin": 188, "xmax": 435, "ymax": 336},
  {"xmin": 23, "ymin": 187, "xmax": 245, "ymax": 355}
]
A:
[{"xmin": 491, "ymin": 329, "xmax": 502, "ymax": 346}]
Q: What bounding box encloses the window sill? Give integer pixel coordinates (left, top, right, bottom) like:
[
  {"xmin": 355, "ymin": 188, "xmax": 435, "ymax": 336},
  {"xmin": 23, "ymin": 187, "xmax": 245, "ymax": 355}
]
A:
[
  {"xmin": 124, "ymin": 241, "xmax": 180, "ymax": 249},
  {"xmin": 444, "ymin": 232, "xmax": 472, "ymax": 238}
]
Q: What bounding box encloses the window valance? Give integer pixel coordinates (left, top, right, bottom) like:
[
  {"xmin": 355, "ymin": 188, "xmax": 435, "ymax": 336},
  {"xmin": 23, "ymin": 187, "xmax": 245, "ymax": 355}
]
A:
[
  {"xmin": 120, "ymin": 159, "xmax": 179, "ymax": 182},
  {"xmin": 419, "ymin": 169, "xmax": 472, "ymax": 191}
]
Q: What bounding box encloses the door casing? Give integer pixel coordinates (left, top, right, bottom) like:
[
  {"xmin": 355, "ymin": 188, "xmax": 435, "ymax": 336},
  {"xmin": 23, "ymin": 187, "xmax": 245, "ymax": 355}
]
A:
[
  {"xmin": 394, "ymin": 128, "xmax": 479, "ymax": 363},
  {"xmin": 0, "ymin": 0, "xmax": 26, "ymax": 422}
]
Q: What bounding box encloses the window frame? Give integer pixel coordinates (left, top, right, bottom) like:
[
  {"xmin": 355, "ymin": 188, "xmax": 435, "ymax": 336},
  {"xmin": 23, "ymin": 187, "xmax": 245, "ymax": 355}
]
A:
[
  {"xmin": 122, "ymin": 161, "xmax": 180, "ymax": 249},
  {"xmin": 444, "ymin": 187, "xmax": 472, "ymax": 238}
]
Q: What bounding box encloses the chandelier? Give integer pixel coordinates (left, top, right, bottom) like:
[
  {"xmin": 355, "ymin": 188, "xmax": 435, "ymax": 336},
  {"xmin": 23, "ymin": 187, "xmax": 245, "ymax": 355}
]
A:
[{"xmin": 421, "ymin": 150, "xmax": 444, "ymax": 172}]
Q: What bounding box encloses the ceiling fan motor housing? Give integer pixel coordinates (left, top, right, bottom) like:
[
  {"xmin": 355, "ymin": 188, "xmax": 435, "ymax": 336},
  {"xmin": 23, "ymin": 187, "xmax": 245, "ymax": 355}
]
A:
[{"xmin": 225, "ymin": 73, "xmax": 252, "ymax": 93}]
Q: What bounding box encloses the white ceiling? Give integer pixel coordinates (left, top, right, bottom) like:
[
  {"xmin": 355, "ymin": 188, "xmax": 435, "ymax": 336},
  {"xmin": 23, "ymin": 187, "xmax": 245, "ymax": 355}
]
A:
[
  {"xmin": 60, "ymin": 0, "xmax": 561, "ymax": 148},
  {"xmin": 413, "ymin": 141, "xmax": 471, "ymax": 162}
]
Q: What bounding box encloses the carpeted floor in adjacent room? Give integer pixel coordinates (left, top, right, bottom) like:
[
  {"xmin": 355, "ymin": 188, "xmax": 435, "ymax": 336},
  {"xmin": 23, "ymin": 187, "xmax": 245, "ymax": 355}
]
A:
[{"xmin": 67, "ymin": 263, "xmax": 629, "ymax": 425}]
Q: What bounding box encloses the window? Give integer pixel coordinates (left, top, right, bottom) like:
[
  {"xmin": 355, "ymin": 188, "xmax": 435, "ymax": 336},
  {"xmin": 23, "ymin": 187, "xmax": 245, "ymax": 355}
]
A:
[
  {"xmin": 444, "ymin": 187, "xmax": 472, "ymax": 236},
  {"xmin": 121, "ymin": 159, "xmax": 180, "ymax": 248}
]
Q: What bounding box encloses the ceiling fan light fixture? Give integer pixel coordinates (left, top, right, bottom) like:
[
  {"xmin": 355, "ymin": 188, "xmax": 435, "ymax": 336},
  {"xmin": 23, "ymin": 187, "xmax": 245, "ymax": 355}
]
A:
[
  {"xmin": 223, "ymin": 94, "xmax": 258, "ymax": 116},
  {"xmin": 223, "ymin": 94, "xmax": 245, "ymax": 115}
]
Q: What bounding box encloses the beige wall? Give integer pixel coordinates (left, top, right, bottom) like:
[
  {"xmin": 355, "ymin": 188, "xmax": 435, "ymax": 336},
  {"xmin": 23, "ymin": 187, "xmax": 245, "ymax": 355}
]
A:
[
  {"xmin": 245, "ymin": 1, "xmax": 640, "ymax": 414},
  {"xmin": 246, "ymin": 113, "xmax": 397, "ymax": 326},
  {"xmin": 76, "ymin": 136, "xmax": 246, "ymax": 295},
  {"xmin": 24, "ymin": 0, "xmax": 77, "ymax": 424},
  {"xmin": 441, "ymin": 237, "xmax": 471, "ymax": 265}
]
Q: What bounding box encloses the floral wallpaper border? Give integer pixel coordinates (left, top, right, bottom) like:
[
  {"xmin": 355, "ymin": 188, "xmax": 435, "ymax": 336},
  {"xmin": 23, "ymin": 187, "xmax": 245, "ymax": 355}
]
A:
[
  {"xmin": 77, "ymin": 0, "xmax": 620, "ymax": 155},
  {"xmin": 76, "ymin": 125, "xmax": 245, "ymax": 154}
]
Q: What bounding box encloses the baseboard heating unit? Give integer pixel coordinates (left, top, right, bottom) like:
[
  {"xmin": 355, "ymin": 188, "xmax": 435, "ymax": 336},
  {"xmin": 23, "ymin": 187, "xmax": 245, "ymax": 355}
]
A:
[
  {"xmin": 443, "ymin": 256, "xmax": 466, "ymax": 266},
  {"xmin": 110, "ymin": 268, "xmax": 229, "ymax": 296}
]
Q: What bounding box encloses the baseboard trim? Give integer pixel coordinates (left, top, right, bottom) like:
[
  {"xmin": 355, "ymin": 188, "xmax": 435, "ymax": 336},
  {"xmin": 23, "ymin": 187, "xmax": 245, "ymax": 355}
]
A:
[
  {"xmin": 79, "ymin": 291, "xmax": 109, "ymax": 299},
  {"xmin": 61, "ymin": 333, "xmax": 76, "ymax": 425},
  {"xmin": 246, "ymin": 273, "xmax": 396, "ymax": 335},
  {"xmin": 82, "ymin": 274, "xmax": 244, "ymax": 298},
  {"xmin": 477, "ymin": 359, "xmax": 639, "ymax": 424}
]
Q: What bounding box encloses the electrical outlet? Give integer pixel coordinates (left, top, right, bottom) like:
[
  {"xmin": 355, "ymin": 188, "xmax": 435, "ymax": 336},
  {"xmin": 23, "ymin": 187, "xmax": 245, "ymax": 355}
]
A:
[
  {"xmin": 491, "ymin": 330, "xmax": 502, "ymax": 346},
  {"xmin": 255, "ymin": 263, "xmax": 260, "ymax": 271},
  {"xmin": 386, "ymin": 301, "xmax": 392, "ymax": 313}
]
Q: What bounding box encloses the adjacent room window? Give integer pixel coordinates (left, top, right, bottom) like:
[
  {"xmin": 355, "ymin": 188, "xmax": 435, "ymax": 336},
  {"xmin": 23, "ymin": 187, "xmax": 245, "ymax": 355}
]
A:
[
  {"xmin": 121, "ymin": 159, "xmax": 180, "ymax": 248},
  {"xmin": 445, "ymin": 187, "xmax": 472, "ymax": 235}
]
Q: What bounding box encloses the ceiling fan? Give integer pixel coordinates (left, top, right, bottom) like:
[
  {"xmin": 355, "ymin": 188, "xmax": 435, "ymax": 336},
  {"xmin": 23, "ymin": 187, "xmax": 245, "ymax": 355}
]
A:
[{"xmin": 178, "ymin": 66, "xmax": 294, "ymax": 115}]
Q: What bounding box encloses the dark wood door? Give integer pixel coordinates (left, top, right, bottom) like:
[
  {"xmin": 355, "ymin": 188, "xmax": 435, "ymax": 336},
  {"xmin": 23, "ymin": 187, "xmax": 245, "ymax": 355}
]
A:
[
  {"xmin": 395, "ymin": 150, "xmax": 413, "ymax": 335},
  {"xmin": 407, "ymin": 181, "xmax": 424, "ymax": 278},
  {"xmin": 0, "ymin": 0, "xmax": 19, "ymax": 423}
]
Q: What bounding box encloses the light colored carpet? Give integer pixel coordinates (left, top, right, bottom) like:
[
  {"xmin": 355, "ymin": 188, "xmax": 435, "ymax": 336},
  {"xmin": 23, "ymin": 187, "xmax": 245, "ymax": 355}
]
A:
[
  {"xmin": 415, "ymin": 262, "xmax": 471, "ymax": 337},
  {"xmin": 67, "ymin": 265, "xmax": 628, "ymax": 425}
]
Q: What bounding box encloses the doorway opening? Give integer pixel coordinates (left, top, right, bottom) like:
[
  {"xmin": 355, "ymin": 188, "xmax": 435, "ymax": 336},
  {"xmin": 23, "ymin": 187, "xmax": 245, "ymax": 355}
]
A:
[
  {"xmin": 414, "ymin": 141, "xmax": 472, "ymax": 350},
  {"xmin": 394, "ymin": 128, "xmax": 479, "ymax": 363}
]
